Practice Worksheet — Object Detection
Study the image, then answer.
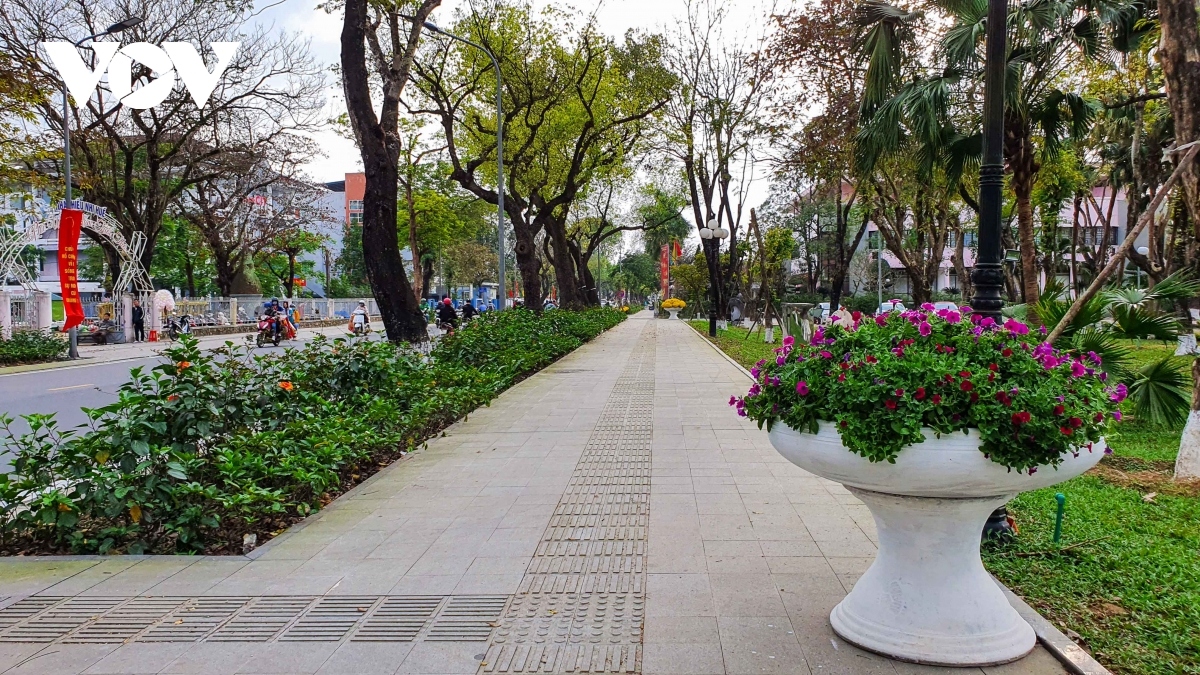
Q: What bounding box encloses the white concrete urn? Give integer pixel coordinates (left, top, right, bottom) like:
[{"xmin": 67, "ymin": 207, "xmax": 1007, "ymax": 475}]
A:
[
  {"xmin": 665, "ymin": 308, "xmax": 680, "ymax": 320},
  {"xmin": 768, "ymin": 422, "xmax": 1105, "ymax": 666}
]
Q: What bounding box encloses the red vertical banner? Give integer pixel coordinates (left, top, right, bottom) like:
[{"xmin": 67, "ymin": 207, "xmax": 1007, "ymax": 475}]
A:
[
  {"xmin": 660, "ymin": 244, "xmax": 669, "ymax": 298},
  {"xmin": 672, "ymin": 240, "xmax": 682, "ymax": 259},
  {"xmin": 58, "ymin": 208, "xmax": 84, "ymax": 331}
]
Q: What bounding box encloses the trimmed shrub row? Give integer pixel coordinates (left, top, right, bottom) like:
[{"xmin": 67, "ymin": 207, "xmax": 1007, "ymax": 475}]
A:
[{"xmin": 0, "ymin": 308, "xmax": 624, "ymax": 555}]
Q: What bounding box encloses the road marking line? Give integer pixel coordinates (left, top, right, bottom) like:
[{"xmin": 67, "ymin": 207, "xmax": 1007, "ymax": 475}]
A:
[{"xmin": 47, "ymin": 384, "xmax": 95, "ymax": 391}]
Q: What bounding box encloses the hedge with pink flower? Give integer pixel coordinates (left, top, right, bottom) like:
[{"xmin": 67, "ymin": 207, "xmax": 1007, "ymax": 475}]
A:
[{"xmin": 730, "ymin": 304, "xmax": 1123, "ymax": 472}]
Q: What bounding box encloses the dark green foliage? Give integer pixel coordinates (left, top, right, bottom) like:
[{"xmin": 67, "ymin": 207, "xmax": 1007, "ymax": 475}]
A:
[
  {"xmin": 0, "ymin": 308, "xmax": 624, "ymax": 555},
  {"xmin": 0, "ymin": 330, "xmax": 67, "ymax": 366}
]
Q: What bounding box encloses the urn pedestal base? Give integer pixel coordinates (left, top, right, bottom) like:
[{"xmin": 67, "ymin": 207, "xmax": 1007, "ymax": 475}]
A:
[{"xmin": 829, "ymin": 488, "xmax": 1035, "ymax": 666}]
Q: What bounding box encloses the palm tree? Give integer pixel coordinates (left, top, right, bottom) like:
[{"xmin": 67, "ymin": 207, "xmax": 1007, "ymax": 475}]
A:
[{"xmin": 857, "ymin": 0, "xmax": 1117, "ymax": 319}]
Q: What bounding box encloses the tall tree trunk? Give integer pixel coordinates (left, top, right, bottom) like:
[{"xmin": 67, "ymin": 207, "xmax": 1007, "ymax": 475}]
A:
[
  {"xmin": 512, "ymin": 219, "xmax": 542, "ymax": 308},
  {"xmin": 1159, "ymin": 0, "xmax": 1200, "ymax": 225},
  {"xmin": 546, "ymin": 222, "xmax": 584, "ymax": 309},
  {"xmin": 405, "ymin": 180, "xmax": 424, "ymax": 305},
  {"xmin": 340, "ymin": 0, "xmax": 436, "ymax": 343},
  {"xmin": 1007, "ymin": 116, "xmax": 1042, "ymax": 320},
  {"xmin": 421, "ymin": 256, "xmax": 434, "ymax": 299}
]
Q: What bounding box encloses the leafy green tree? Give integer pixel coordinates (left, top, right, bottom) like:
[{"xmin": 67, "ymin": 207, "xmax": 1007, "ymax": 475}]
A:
[
  {"xmin": 612, "ymin": 253, "xmax": 658, "ymax": 303},
  {"xmin": 150, "ymin": 217, "xmax": 217, "ymax": 296},
  {"xmin": 412, "ymin": 2, "xmax": 675, "ymax": 308}
]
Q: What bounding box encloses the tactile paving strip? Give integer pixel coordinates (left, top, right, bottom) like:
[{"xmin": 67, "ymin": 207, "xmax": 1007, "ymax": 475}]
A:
[
  {"xmin": 482, "ymin": 322, "xmax": 655, "ymax": 673},
  {"xmin": 0, "ymin": 594, "xmax": 504, "ymax": 644}
]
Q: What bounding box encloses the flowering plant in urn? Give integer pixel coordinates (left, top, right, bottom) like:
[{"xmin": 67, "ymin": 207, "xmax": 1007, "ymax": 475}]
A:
[
  {"xmin": 732, "ymin": 304, "xmax": 1122, "ymax": 472},
  {"xmin": 731, "ymin": 303, "xmax": 1122, "ymax": 666}
]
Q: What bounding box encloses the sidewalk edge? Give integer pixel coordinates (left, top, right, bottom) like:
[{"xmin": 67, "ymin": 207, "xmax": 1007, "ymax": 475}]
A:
[{"xmin": 683, "ymin": 320, "xmax": 1113, "ymax": 675}]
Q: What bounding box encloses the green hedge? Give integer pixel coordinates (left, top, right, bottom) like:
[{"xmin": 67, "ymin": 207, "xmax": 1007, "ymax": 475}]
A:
[
  {"xmin": 0, "ymin": 308, "xmax": 624, "ymax": 555},
  {"xmin": 0, "ymin": 331, "xmax": 68, "ymax": 366}
]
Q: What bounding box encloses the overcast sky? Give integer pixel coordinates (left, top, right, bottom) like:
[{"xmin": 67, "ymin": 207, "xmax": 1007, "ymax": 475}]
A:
[{"xmin": 253, "ymin": 0, "xmax": 781, "ymax": 197}]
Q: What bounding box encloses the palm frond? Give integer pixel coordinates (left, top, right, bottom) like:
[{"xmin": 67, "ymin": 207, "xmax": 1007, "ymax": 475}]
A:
[
  {"xmin": 1110, "ymin": 304, "xmax": 1180, "ymax": 341},
  {"xmin": 856, "ymin": 1, "xmax": 923, "ymax": 116},
  {"xmin": 1146, "ymin": 269, "xmax": 1200, "ymax": 304},
  {"xmin": 1038, "ymin": 294, "xmax": 1106, "ymax": 341},
  {"xmin": 1128, "ymin": 357, "xmax": 1190, "ymax": 427},
  {"xmin": 1103, "ymin": 286, "xmax": 1148, "ymax": 310},
  {"xmin": 1070, "ymin": 326, "xmax": 1131, "ymax": 381}
]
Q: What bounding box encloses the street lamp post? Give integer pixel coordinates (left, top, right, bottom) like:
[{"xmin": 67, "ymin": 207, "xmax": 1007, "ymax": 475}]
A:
[
  {"xmin": 61, "ymin": 17, "xmax": 142, "ymax": 359},
  {"xmin": 1136, "ymin": 246, "xmax": 1149, "ymax": 288},
  {"xmin": 971, "ymin": 0, "xmax": 1012, "ymax": 540},
  {"xmin": 410, "ymin": 18, "xmax": 506, "ymax": 311},
  {"xmin": 699, "ymin": 219, "xmax": 728, "ymax": 336}
]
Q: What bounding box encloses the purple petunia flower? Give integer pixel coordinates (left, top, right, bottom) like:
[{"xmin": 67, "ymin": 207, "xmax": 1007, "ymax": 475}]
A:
[
  {"xmin": 1112, "ymin": 410, "xmax": 1122, "ymax": 421},
  {"xmin": 921, "ymin": 302, "xmax": 935, "ymax": 311},
  {"xmin": 728, "ymin": 395, "xmax": 737, "ymax": 406},
  {"xmin": 944, "ymin": 310, "xmax": 962, "ymax": 324},
  {"xmin": 1070, "ymin": 361, "xmax": 1087, "ymax": 378},
  {"xmin": 776, "ymin": 356, "xmax": 786, "ymax": 366},
  {"xmin": 875, "ymin": 315, "xmax": 888, "ymax": 327},
  {"xmin": 1110, "ymin": 383, "xmax": 1128, "ymax": 403},
  {"xmin": 796, "ymin": 381, "xmax": 810, "ymax": 396},
  {"xmin": 819, "ymin": 350, "xmax": 833, "ymax": 359},
  {"xmin": 919, "ymin": 321, "xmax": 932, "ymax": 337},
  {"xmin": 783, "ymin": 335, "xmax": 795, "ymax": 348},
  {"xmin": 980, "ymin": 317, "xmax": 996, "ymax": 328}
]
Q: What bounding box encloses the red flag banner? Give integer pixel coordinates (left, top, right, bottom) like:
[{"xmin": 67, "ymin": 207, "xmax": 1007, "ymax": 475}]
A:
[
  {"xmin": 672, "ymin": 240, "xmax": 682, "ymax": 259},
  {"xmin": 58, "ymin": 208, "xmax": 84, "ymax": 331},
  {"xmin": 660, "ymin": 244, "xmax": 669, "ymax": 298}
]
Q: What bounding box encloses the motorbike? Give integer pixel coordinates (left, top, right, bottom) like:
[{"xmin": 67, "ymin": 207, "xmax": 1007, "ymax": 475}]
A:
[
  {"xmin": 437, "ymin": 320, "xmax": 456, "ymax": 338},
  {"xmin": 165, "ymin": 314, "xmax": 192, "ymax": 340},
  {"xmin": 256, "ymin": 314, "xmax": 282, "ymax": 347}
]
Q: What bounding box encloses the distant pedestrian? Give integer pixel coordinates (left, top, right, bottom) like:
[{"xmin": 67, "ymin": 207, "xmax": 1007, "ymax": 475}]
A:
[{"xmin": 131, "ymin": 299, "xmax": 145, "ymax": 342}]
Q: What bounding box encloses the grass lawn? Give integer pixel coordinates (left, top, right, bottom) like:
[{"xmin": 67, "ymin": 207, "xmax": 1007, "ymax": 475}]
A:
[{"xmin": 692, "ymin": 324, "xmax": 1200, "ymax": 674}]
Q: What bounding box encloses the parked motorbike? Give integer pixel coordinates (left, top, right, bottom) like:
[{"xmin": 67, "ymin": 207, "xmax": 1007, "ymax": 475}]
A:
[
  {"xmin": 165, "ymin": 314, "xmax": 192, "ymax": 341},
  {"xmin": 256, "ymin": 315, "xmax": 282, "ymax": 347}
]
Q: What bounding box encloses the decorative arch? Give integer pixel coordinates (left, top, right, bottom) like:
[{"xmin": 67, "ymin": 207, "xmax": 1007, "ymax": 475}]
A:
[{"xmin": 0, "ymin": 202, "xmax": 152, "ymax": 295}]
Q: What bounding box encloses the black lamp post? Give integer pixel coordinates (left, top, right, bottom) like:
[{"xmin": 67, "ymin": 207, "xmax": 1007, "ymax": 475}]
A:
[
  {"xmin": 700, "ymin": 218, "xmax": 728, "ymax": 336},
  {"xmin": 972, "ymin": 0, "xmax": 1014, "ymax": 540}
]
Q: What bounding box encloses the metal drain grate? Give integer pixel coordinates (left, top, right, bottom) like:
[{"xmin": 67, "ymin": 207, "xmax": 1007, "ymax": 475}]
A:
[
  {"xmin": 0, "ymin": 597, "xmax": 123, "ymax": 643},
  {"xmin": 141, "ymin": 597, "xmax": 250, "ymax": 642},
  {"xmin": 281, "ymin": 596, "xmax": 378, "ymax": 641},
  {"xmin": 426, "ymin": 596, "xmax": 508, "ymax": 641},
  {"xmin": 351, "ymin": 596, "xmax": 443, "ymax": 642},
  {"xmin": 208, "ymin": 596, "xmax": 315, "ymax": 642},
  {"xmin": 63, "ymin": 597, "xmax": 186, "ymax": 643},
  {"xmin": 0, "ymin": 597, "xmax": 61, "ymax": 632}
]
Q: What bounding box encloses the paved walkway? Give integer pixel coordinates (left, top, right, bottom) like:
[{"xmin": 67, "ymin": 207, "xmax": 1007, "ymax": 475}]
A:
[{"xmin": 0, "ymin": 315, "xmax": 1067, "ymax": 674}]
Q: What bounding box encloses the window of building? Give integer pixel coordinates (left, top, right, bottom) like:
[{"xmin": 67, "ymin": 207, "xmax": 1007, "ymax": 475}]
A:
[
  {"xmin": 349, "ymin": 200, "xmax": 363, "ymax": 211},
  {"xmin": 349, "ymin": 213, "xmax": 362, "ymax": 225}
]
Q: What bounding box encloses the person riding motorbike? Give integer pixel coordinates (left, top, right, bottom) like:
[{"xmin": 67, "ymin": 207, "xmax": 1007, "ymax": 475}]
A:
[
  {"xmin": 461, "ymin": 301, "xmax": 478, "ymax": 322},
  {"xmin": 436, "ymin": 297, "xmax": 458, "ymax": 334},
  {"xmin": 263, "ymin": 299, "xmax": 284, "ymax": 339},
  {"xmin": 350, "ymin": 301, "xmax": 370, "ymax": 334}
]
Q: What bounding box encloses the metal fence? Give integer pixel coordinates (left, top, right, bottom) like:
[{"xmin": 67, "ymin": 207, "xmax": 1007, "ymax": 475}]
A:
[
  {"xmin": 161, "ymin": 297, "xmax": 380, "ymax": 326},
  {"xmin": 9, "ymin": 296, "xmax": 37, "ymax": 330}
]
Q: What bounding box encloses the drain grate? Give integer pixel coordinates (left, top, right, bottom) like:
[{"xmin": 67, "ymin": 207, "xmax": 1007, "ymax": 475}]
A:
[
  {"xmin": 351, "ymin": 596, "xmax": 443, "ymax": 642},
  {"xmin": 208, "ymin": 596, "xmax": 315, "ymax": 642},
  {"xmin": 426, "ymin": 596, "xmax": 509, "ymax": 641},
  {"xmin": 0, "ymin": 597, "xmax": 123, "ymax": 643},
  {"xmin": 0, "ymin": 596, "xmax": 61, "ymax": 633},
  {"xmin": 141, "ymin": 597, "xmax": 250, "ymax": 642},
  {"xmin": 63, "ymin": 597, "xmax": 186, "ymax": 643},
  {"xmin": 281, "ymin": 596, "xmax": 379, "ymax": 642}
]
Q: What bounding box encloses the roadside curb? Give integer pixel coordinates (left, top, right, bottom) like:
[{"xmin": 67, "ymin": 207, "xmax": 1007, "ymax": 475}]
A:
[{"xmin": 682, "ymin": 320, "xmax": 1113, "ymax": 675}]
